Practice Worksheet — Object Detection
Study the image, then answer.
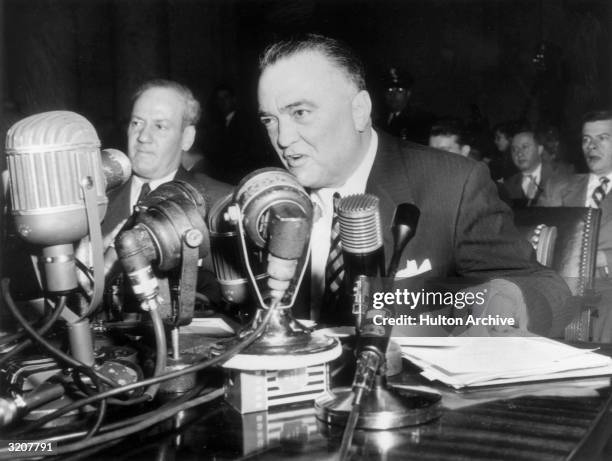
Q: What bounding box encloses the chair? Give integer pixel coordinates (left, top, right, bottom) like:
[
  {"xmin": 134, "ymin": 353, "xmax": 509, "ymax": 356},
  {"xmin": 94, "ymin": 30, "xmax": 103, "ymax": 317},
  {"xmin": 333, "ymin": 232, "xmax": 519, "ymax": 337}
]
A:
[{"xmin": 513, "ymin": 207, "xmax": 601, "ymax": 341}]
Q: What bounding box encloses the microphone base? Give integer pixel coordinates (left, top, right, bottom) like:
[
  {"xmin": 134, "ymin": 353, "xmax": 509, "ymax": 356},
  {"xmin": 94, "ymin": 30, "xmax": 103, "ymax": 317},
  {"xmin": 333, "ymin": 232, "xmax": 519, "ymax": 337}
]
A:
[
  {"xmin": 225, "ymin": 306, "xmax": 339, "ymax": 359},
  {"xmin": 315, "ymin": 379, "xmax": 441, "ymax": 430}
]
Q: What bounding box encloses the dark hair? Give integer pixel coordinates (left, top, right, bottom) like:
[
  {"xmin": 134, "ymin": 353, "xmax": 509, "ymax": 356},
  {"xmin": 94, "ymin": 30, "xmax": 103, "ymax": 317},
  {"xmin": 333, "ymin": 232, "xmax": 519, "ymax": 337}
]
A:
[
  {"xmin": 429, "ymin": 118, "xmax": 469, "ymax": 146},
  {"xmin": 259, "ymin": 33, "xmax": 366, "ymax": 91},
  {"xmin": 132, "ymin": 79, "xmax": 201, "ymax": 127},
  {"xmin": 510, "ymin": 121, "xmax": 546, "ymax": 145},
  {"xmin": 582, "ymin": 110, "xmax": 612, "ymax": 125}
]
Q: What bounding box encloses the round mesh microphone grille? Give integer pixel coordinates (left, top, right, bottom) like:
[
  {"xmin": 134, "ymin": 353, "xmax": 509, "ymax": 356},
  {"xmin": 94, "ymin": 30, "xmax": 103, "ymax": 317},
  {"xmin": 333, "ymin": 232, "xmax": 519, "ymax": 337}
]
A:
[{"xmin": 336, "ymin": 194, "xmax": 383, "ymax": 254}]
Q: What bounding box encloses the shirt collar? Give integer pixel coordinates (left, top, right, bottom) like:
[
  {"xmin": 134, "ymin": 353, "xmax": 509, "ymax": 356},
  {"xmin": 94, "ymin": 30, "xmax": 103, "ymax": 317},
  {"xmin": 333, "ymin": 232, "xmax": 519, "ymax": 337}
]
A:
[
  {"xmin": 133, "ymin": 170, "xmax": 177, "ymax": 191},
  {"xmin": 522, "ymin": 162, "xmax": 542, "ymax": 181},
  {"xmin": 588, "ymin": 171, "xmax": 612, "ymax": 187}
]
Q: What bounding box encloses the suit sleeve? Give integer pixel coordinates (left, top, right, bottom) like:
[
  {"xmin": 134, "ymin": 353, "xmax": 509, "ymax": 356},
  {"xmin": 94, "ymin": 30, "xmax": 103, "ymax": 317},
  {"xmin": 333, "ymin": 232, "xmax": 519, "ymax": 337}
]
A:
[{"xmin": 453, "ymin": 162, "xmax": 572, "ymax": 337}]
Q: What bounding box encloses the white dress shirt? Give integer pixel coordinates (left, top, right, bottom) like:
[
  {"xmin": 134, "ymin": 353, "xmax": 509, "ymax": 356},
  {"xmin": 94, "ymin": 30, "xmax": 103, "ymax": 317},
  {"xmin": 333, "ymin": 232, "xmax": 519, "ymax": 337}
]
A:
[
  {"xmin": 521, "ymin": 162, "xmax": 542, "ymax": 198},
  {"xmin": 585, "ymin": 172, "xmax": 612, "ymax": 208},
  {"xmin": 309, "ymin": 129, "xmax": 378, "ymax": 319},
  {"xmin": 129, "ymin": 170, "xmax": 177, "ymax": 209}
]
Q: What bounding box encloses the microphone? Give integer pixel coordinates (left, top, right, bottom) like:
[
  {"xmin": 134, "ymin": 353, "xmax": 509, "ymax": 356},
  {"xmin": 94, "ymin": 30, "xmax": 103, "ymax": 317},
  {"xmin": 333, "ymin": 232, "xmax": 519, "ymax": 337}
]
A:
[
  {"xmin": 387, "ymin": 203, "xmax": 420, "ymax": 279},
  {"xmin": 208, "ymin": 194, "xmax": 266, "ymax": 305},
  {"xmin": 351, "ymin": 202, "xmax": 420, "ymax": 402},
  {"xmin": 100, "ymin": 148, "xmax": 131, "ymax": 191},
  {"xmin": 115, "ymin": 180, "xmax": 209, "ymax": 319},
  {"xmin": 6, "ymin": 111, "xmax": 108, "ymax": 292},
  {"xmin": 228, "ymin": 167, "xmax": 313, "ymax": 308},
  {"xmin": 265, "ymin": 203, "xmax": 310, "ymax": 303},
  {"xmin": 336, "ymin": 194, "xmax": 385, "ymax": 325}
]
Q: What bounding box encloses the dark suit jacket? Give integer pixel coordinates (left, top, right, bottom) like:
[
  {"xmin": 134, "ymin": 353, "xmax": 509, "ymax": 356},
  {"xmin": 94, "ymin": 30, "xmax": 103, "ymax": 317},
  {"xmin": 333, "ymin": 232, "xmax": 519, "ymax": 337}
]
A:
[
  {"xmin": 307, "ymin": 132, "xmax": 572, "ymax": 337},
  {"xmin": 502, "ymin": 161, "xmax": 557, "ymax": 207},
  {"xmin": 540, "ymin": 174, "xmax": 612, "ymax": 270}
]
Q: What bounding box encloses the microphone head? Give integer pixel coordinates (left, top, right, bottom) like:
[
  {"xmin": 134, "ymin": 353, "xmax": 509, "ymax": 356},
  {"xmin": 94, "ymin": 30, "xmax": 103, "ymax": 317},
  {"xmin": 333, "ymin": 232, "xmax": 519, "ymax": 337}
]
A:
[
  {"xmin": 130, "ymin": 180, "xmax": 210, "ymax": 271},
  {"xmin": 6, "ymin": 111, "xmax": 107, "ymax": 245},
  {"xmin": 392, "ymin": 203, "xmax": 420, "ymax": 237},
  {"xmin": 101, "ymin": 148, "xmax": 131, "ymax": 191},
  {"xmin": 208, "ymin": 194, "xmax": 261, "ymax": 304},
  {"xmin": 232, "ymin": 168, "xmax": 313, "ymax": 249},
  {"xmin": 337, "ymin": 194, "xmax": 383, "ymax": 254}
]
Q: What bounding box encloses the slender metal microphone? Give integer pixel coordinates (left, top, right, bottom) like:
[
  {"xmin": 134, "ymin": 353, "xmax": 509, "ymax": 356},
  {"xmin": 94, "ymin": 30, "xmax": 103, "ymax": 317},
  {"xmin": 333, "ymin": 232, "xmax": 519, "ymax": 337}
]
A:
[
  {"xmin": 337, "ymin": 194, "xmax": 385, "ymax": 281},
  {"xmin": 336, "ymin": 194, "xmax": 385, "ymax": 326}
]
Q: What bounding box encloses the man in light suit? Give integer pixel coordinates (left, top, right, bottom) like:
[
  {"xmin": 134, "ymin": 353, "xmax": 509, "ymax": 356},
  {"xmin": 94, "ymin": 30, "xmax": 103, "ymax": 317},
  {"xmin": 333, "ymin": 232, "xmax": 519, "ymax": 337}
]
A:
[
  {"xmin": 540, "ymin": 110, "xmax": 612, "ymax": 341},
  {"xmin": 101, "ymin": 79, "xmax": 232, "ymax": 310},
  {"xmin": 257, "ymin": 34, "xmax": 571, "ymax": 337}
]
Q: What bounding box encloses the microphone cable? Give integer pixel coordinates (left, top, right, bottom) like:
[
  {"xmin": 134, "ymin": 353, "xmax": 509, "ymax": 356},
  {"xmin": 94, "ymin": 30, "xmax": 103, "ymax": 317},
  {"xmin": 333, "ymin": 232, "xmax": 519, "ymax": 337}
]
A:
[
  {"xmin": 0, "ymin": 296, "xmax": 67, "ymax": 367},
  {"xmin": 11, "ymin": 301, "xmax": 277, "ymax": 434}
]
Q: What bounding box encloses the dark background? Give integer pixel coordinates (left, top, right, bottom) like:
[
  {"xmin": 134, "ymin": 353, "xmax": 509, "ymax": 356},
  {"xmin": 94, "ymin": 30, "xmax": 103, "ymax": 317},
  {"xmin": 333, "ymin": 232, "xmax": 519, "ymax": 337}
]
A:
[{"xmin": 1, "ymin": 0, "xmax": 611, "ymax": 167}]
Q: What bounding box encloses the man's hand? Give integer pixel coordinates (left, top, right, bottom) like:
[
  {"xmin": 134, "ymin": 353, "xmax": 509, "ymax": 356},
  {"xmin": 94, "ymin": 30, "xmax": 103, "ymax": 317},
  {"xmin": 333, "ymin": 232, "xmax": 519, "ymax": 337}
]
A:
[{"xmin": 462, "ymin": 279, "xmax": 529, "ymax": 335}]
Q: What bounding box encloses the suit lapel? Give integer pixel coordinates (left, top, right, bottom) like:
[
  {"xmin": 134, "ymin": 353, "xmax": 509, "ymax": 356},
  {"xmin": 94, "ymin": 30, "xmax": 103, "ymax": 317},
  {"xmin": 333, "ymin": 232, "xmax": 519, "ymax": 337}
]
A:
[
  {"xmin": 563, "ymin": 175, "xmax": 589, "ymax": 206},
  {"xmin": 101, "ymin": 179, "xmax": 132, "ymax": 237},
  {"xmin": 366, "ymin": 133, "xmax": 415, "ymax": 266}
]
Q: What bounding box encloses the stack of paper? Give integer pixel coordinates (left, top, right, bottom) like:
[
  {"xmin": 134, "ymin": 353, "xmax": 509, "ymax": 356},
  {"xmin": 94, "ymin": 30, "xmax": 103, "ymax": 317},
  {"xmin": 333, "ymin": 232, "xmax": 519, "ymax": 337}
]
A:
[{"xmin": 393, "ymin": 336, "xmax": 612, "ymax": 389}]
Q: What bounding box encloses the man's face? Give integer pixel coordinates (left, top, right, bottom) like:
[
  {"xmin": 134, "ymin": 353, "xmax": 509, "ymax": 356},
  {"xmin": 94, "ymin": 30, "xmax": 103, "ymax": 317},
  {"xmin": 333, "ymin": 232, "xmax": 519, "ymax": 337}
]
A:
[
  {"xmin": 429, "ymin": 134, "xmax": 469, "ymax": 157},
  {"xmin": 384, "ymin": 87, "xmax": 409, "ymax": 113},
  {"xmin": 258, "ymin": 51, "xmax": 370, "ymax": 189},
  {"xmin": 511, "ymin": 132, "xmax": 542, "ymax": 172},
  {"xmin": 127, "ymin": 87, "xmax": 193, "ymax": 180},
  {"xmin": 582, "ymin": 119, "xmax": 612, "ymax": 176}
]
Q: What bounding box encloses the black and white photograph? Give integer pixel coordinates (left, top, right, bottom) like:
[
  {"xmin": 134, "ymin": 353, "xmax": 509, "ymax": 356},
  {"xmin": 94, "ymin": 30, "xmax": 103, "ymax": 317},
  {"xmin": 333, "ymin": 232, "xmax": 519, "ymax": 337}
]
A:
[{"xmin": 1, "ymin": 1, "xmax": 612, "ymax": 459}]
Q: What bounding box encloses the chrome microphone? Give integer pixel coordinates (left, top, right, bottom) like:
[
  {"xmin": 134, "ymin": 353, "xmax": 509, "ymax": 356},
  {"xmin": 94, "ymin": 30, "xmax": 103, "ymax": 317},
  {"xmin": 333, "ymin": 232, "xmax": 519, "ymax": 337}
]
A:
[
  {"xmin": 100, "ymin": 148, "xmax": 131, "ymax": 191},
  {"xmin": 6, "ymin": 111, "xmax": 108, "ymax": 292},
  {"xmin": 208, "ymin": 194, "xmax": 265, "ymax": 305},
  {"xmin": 337, "ymin": 194, "xmax": 385, "ymax": 326},
  {"xmin": 337, "ymin": 194, "xmax": 386, "ymax": 282}
]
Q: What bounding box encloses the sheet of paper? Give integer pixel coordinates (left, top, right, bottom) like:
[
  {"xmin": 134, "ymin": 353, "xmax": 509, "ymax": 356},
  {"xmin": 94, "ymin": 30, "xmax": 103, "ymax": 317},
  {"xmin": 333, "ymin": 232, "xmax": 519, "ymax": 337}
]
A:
[{"xmin": 398, "ymin": 336, "xmax": 612, "ymax": 389}]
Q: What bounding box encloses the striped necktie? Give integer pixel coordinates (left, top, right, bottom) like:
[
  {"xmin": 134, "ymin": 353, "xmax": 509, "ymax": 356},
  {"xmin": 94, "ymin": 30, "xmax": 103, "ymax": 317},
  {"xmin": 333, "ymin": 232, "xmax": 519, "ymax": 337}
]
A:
[
  {"xmin": 592, "ymin": 177, "xmax": 609, "ymax": 208},
  {"xmin": 324, "ymin": 193, "xmax": 344, "ymax": 305}
]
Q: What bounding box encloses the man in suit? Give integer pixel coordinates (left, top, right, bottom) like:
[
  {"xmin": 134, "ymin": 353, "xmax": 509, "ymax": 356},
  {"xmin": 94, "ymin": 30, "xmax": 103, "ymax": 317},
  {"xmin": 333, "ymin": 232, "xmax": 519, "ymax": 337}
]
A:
[
  {"xmin": 103, "ymin": 79, "xmax": 230, "ymax": 237},
  {"xmin": 100, "ymin": 79, "xmax": 232, "ymax": 310},
  {"xmin": 428, "ymin": 118, "xmax": 512, "ymax": 206},
  {"xmin": 257, "ymin": 34, "xmax": 571, "ymax": 337},
  {"xmin": 540, "ymin": 110, "xmax": 612, "ymax": 341},
  {"xmin": 502, "ymin": 126, "xmax": 560, "ymax": 208}
]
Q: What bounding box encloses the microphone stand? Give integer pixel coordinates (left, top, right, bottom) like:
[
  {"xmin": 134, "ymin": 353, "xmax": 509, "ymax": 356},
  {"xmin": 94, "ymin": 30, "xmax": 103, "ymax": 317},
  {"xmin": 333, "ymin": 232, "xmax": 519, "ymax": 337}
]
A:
[{"xmin": 315, "ymin": 203, "xmax": 441, "ymax": 458}]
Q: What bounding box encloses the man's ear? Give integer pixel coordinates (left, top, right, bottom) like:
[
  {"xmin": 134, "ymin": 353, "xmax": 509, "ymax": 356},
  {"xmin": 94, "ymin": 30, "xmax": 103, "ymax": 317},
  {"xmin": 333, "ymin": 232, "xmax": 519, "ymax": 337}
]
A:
[
  {"xmin": 181, "ymin": 125, "xmax": 196, "ymax": 152},
  {"xmin": 352, "ymin": 90, "xmax": 372, "ymax": 132},
  {"xmin": 461, "ymin": 145, "xmax": 471, "ymax": 158},
  {"xmin": 537, "ymin": 145, "xmax": 544, "ymax": 158}
]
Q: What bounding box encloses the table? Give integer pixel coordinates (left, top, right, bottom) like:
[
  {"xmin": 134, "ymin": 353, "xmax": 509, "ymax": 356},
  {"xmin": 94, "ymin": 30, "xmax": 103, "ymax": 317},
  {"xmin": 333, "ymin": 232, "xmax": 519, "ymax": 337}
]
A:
[{"xmin": 91, "ymin": 353, "xmax": 612, "ymax": 460}]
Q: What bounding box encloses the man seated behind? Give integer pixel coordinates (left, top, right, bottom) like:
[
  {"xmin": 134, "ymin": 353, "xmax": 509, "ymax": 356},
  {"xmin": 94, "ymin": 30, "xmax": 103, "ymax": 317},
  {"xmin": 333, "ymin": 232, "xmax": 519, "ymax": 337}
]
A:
[
  {"xmin": 429, "ymin": 118, "xmax": 512, "ymax": 206},
  {"xmin": 428, "ymin": 118, "xmax": 471, "ymax": 158},
  {"xmin": 540, "ymin": 110, "xmax": 612, "ymax": 341},
  {"xmin": 257, "ymin": 34, "xmax": 571, "ymax": 337},
  {"xmin": 502, "ymin": 125, "xmax": 565, "ymax": 208},
  {"xmin": 100, "ymin": 79, "xmax": 232, "ymax": 311}
]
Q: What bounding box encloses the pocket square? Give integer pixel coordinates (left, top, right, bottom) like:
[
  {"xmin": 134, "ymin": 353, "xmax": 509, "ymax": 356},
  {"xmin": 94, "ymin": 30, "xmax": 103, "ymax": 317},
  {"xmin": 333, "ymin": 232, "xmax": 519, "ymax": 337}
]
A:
[{"xmin": 395, "ymin": 258, "xmax": 432, "ymax": 279}]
